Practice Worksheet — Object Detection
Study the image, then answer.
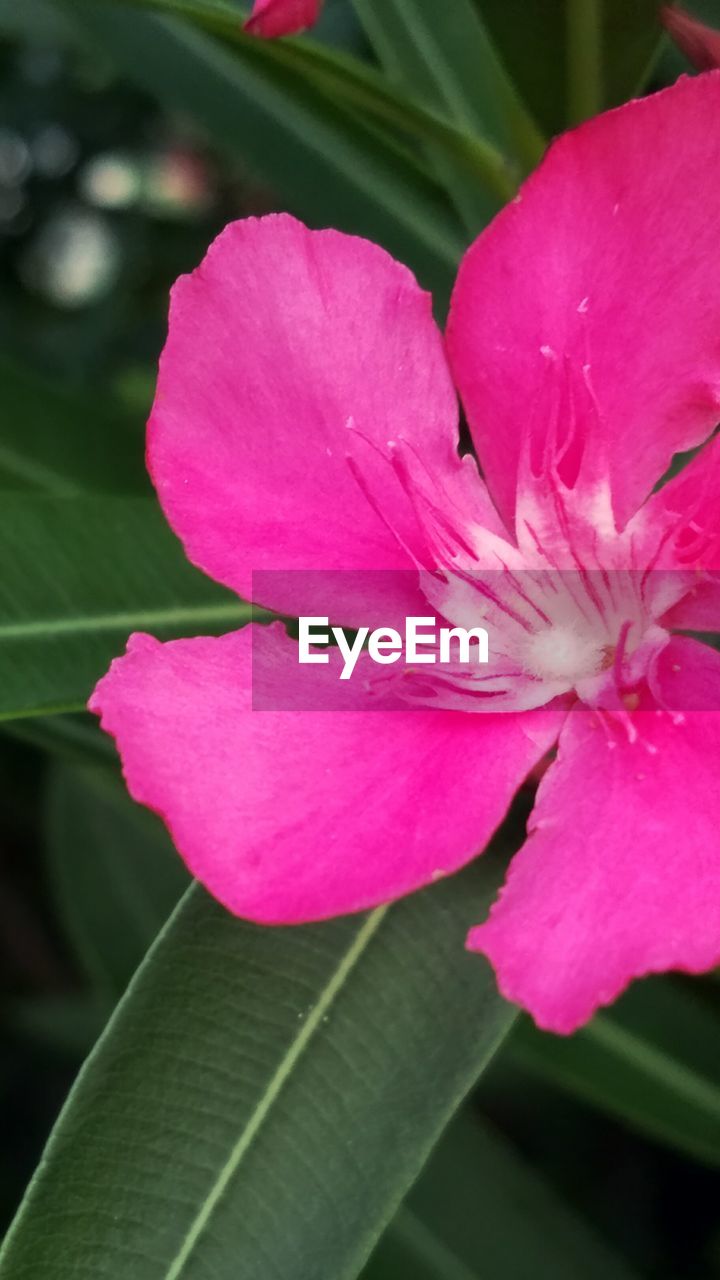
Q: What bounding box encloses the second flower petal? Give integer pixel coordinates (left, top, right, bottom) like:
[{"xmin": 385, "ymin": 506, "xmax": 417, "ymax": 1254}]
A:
[
  {"xmin": 90, "ymin": 622, "xmax": 564, "ymax": 924},
  {"xmin": 448, "ymin": 73, "xmax": 720, "ymax": 531},
  {"xmin": 469, "ymin": 638, "xmax": 720, "ymax": 1033},
  {"xmin": 149, "ymin": 214, "xmax": 468, "ymax": 626}
]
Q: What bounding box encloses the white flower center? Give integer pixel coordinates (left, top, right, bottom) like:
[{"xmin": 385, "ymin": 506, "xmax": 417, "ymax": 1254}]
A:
[{"xmin": 522, "ymin": 624, "xmax": 612, "ymax": 684}]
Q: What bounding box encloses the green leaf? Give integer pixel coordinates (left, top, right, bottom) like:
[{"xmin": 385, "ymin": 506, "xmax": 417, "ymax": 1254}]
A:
[
  {"xmin": 45, "ymin": 762, "xmax": 189, "ymax": 999},
  {"xmin": 86, "ymin": 0, "xmax": 520, "ymax": 207},
  {"xmin": 509, "ymin": 977, "xmax": 720, "ymax": 1166},
  {"xmin": 365, "ymin": 1208, "xmax": 482, "ymax": 1280},
  {"xmin": 0, "ymin": 857, "xmax": 516, "ymax": 1279},
  {"xmin": 58, "ymin": 0, "xmax": 465, "ymax": 300},
  {"xmin": 602, "ymin": 0, "xmax": 665, "ymax": 106},
  {"xmin": 478, "ymin": 0, "xmax": 663, "ymax": 134},
  {"xmin": 565, "ymin": 0, "xmax": 603, "ymax": 124},
  {"xmin": 0, "ymin": 0, "xmax": 86, "ymax": 44},
  {"xmin": 0, "ymin": 356, "xmax": 147, "ymax": 497},
  {"xmin": 1, "ymin": 713, "xmax": 117, "ymax": 766},
  {"xmin": 366, "ymin": 1109, "xmax": 640, "ymax": 1279},
  {"xmin": 266, "ymin": 37, "xmax": 519, "ymax": 205},
  {"xmin": 0, "ymin": 495, "xmax": 253, "ymax": 722},
  {"xmin": 351, "ymin": 0, "xmax": 540, "ymax": 234},
  {"xmin": 352, "ymin": 0, "xmax": 502, "ymax": 232},
  {"xmin": 353, "ymin": 0, "xmax": 544, "ymax": 179}
]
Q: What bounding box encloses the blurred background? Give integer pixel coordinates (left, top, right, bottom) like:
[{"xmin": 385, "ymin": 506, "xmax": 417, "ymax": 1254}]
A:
[{"xmin": 2, "ymin": 2, "xmax": 720, "ymax": 1277}]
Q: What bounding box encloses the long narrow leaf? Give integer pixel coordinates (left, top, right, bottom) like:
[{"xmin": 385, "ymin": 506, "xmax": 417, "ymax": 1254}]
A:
[
  {"xmin": 0, "ymin": 357, "xmax": 146, "ymax": 497},
  {"xmin": 45, "ymin": 763, "xmax": 189, "ymax": 999},
  {"xmin": 58, "ymin": 0, "xmax": 465, "ymax": 299},
  {"xmin": 366, "ymin": 1110, "xmax": 640, "ymax": 1279},
  {"xmin": 478, "ymin": 0, "xmax": 664, "ymax": 134},
  {"xmin": 509, "ymin": 978, "xmax": 720, "ymax": 1166},
  {"xmin": 1, "ymin": 713, "xmax": 117, "ymax": 766},
  {"xmin": 0, "ymin": 495, "xmax": 253, "ymax": 722},
  {"xmin": 353, "ymin": 0, "xmax": 543, "ymax": 231},
  {"xmin": 366, "ymin": 1208, "xmax": 482, "ymax": 1280},
  {"xmin": 79, "ymin": 0, "xmax": 519, "ymax": 204},
  {"xmin": 0, "ymin": 857, "xmax": 516, "ymax": 1279}
]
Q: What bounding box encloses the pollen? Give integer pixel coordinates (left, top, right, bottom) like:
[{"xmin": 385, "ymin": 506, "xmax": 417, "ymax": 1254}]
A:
[{"xmin": 600, "ymin": 644, "xmax": 615, "ymax": 671}]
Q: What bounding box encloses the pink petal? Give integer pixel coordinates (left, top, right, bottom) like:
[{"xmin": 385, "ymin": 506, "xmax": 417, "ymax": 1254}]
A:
[
  {"xmin": 642, "ymin": 432, "xmax": 720, "ymax": 625},
  {"xmin": 149, "ymin": 213, "xmax": 475, "ymax": 625},
  {"xmin": 468, "ymin": 637, "xmax": 720, "ymax": 1033},
  {"xmin": 244, "ymin": 0, "xmax": 321, "ymax": 38},
  {"xmin": 662, "ymin": 5, "xmax": 720, "ymax": 71},
  {"xmin": 447, "ymin": 73, "xmax": 720, "ymax": 531},
  {"xmin": 663, "ymin": 577, "xmax": 720, "ymax": 630},
  {"xmin": 89, "ymin": 622, "xmax": 564, "ymax": 924},
  {"xmin": 646, "ymin": 432, "xmax": 720, "ymax": 567}
]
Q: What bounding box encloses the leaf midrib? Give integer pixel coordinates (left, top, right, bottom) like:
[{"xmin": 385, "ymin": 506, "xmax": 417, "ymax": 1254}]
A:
[
  {"xmin": 0, "ymin": 602, "xmax": 252, "ymax": 643},
  {"xmin": 163, "ymin": 905, "xmax": 388, "ymax": 1280}
]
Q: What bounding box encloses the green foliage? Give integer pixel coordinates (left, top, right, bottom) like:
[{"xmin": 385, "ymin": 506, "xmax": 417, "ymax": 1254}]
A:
[
  {"xmin": 510, "ymin": 977, "xmax": 720, "ymax": 1167},
  {"xmin": 0, "ymin": 495, "xmax": 250, "ymax": 720},
  {"xmin": 0, "ymin": 2, "xmax": 718, "ymax": 1277},
  {"xmin": 479, "ymin": 0, "xmax": 664, "ymax": 132},
  {"xmin": 60, "ymin": 0, "xmax": 467, "ymax": 300},
  {"xmin": 0, "ymin": 859, "xmax": 516, "ymax": 1279},
  {"xmin": 0, "ymin": 356, "xmax": 146, "ymax": 495},
  {"xmin": 352, "ymin": 0, "xmax": 544, "ymax": 231},
  {"xmin": 365, "ymin": 1110, "xmax": 641, "ymax": 1280},
  {"xmin": 46, "ymin": 763, "xmax": 189, "ymax": 1000}
]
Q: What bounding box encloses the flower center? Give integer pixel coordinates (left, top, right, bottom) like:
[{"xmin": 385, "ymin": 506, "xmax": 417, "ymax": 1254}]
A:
[
  {"xmin": 522, "ymin": 624, "xmax": 614, "ymax": 684},
  {"xmin": 347, "ymin": 426, "xmax": 689, "ymax": 714},
  {"xmin": 413, "ymin": 559, "xmax": 673, "ymax": 714}
]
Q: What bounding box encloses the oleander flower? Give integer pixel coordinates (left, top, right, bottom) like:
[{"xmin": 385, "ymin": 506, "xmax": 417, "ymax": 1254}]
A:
[
  {"xmin": 244, "ymin": 0, "xmax": 322, "ymax": 38},
  {"xmin": 91, "ymin": 72, "xmax": 720, "ymax": 1033}
]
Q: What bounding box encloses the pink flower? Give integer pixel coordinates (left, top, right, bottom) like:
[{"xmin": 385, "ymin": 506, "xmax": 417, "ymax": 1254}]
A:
[
  {"xmin": 244, "ymin": 0, "xmax": 322, "ymax": 38},
  {"xmin": 91, "ymin": 73, "xmax": 720, "ymax": 1034}
]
